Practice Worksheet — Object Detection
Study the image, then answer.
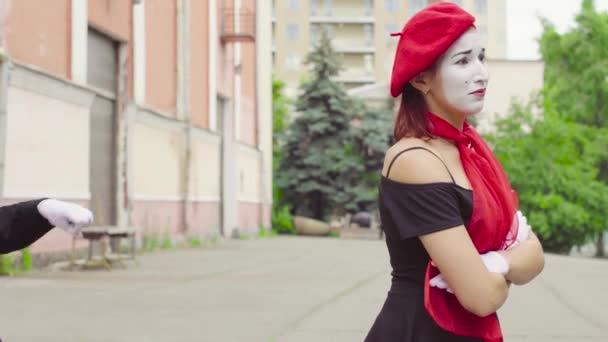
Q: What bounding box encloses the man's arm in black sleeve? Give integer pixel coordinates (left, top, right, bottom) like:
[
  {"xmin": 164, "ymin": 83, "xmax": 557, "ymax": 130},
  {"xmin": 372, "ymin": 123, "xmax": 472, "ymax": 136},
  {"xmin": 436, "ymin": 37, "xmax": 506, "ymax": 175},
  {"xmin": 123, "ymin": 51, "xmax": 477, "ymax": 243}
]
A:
[{"xmin": 0, "ymin": 199, "xmax": 54, "ymax": 254}]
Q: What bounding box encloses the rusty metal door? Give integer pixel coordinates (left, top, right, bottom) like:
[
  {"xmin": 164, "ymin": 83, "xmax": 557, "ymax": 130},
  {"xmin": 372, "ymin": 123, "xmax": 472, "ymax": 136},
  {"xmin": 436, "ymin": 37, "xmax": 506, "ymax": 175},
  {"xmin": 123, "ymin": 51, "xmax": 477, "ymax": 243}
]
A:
[{"xmin": 87, "ymin": 28, "xmax": 117, "ymax": 225}]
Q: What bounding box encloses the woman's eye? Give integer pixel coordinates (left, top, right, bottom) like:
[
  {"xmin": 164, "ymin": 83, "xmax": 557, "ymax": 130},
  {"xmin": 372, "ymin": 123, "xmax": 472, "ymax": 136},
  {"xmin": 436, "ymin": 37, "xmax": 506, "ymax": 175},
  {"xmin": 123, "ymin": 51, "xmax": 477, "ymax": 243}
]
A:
[{"xmin": 456, "ymin": 58, "xmax": 469, "ymax": 65}]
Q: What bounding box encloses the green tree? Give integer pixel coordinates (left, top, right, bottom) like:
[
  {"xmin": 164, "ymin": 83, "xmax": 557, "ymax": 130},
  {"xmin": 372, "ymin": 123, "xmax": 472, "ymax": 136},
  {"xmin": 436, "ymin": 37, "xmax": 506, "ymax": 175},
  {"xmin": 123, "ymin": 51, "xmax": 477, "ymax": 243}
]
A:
[
  {"xmin": 271, "ymin": 75, "xmax": 295, "ymax": 234},
  {"xmin": 347, "ymin": 98, "xmax": 394, "ymax": 213},
  {"xmin": 537, "ymin": 0, "xmax": 608, "ymax": 255},
  {"xmin": 488, "ymin": 97, "xmax": 608, "ymax": 254},
  {"xmin": 277, "ymin": 30, "xmax": 365, "ymax": 220}
]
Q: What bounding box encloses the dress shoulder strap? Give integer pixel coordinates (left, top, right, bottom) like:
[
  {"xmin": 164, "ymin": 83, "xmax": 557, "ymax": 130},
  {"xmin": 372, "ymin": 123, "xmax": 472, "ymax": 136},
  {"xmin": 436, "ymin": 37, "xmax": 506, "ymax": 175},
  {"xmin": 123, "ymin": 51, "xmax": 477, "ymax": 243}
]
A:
[{"xmin": 385, "ymin": 146, "xmax": 456, "ymax": 184}]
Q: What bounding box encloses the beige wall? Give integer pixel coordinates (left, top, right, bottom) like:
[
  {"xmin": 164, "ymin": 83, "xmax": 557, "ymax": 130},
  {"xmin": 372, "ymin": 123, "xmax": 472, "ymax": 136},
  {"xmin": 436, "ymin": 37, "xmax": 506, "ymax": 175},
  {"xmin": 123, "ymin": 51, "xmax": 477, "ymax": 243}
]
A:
[
  {"xmin": 192, "ymin": 136, "xmax": 221, "ymax": 200},
  {"xmin": 478, "ymin": 59, "xmax": 544, "ymax": 133},
  {"xmin": 237, "ymin": 144, "xmax": 261, "ymax": 203},
  {"xmin": 272, "ymin": 0, "xmax": 310, "ymax": 89},
  {"xmin": 3, "ymin": 87, "xmax": 90, "ymax": 199},
  {"xmin": 131, "ymin": 119, "xmax": 182, "ymax": 199}
]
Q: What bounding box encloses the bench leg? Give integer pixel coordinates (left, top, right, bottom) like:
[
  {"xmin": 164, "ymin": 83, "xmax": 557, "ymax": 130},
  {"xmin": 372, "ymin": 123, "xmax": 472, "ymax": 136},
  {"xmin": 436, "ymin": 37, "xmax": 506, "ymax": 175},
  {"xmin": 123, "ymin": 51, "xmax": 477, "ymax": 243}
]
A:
[
  {"xmin": 130, "ymin": 234, "xmax": 136, "ymax": 260},
  {"xmin": 87, "ymin": 240, "xmax": 94, "ymax": 262},
  {"xmin": 70, "ymin": 237, "xmax": 77, "ymax": 266}
]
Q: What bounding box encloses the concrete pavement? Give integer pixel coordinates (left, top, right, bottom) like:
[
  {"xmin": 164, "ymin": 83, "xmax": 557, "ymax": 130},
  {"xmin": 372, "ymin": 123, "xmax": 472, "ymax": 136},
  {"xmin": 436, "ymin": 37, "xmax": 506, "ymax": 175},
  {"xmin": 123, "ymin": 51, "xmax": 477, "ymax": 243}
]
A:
[{"xmin": 0, "ymin": 236, "xmax": 606, "ymax": 342}]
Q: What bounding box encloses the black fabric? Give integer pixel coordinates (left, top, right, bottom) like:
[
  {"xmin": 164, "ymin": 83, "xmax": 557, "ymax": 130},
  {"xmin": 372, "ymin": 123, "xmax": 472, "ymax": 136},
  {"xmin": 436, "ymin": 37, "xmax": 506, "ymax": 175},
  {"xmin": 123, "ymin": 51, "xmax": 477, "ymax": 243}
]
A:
[
  {"xmin": 366, "ymin": 178, "xmax": 478, "ymax": 342},
  {"xmin": 380, "ymin": 177, "xmax": 471, "ymax": 240},
  {"xmin": 0, "ymin": 199, "xmax": 54, "ymax": 254}
]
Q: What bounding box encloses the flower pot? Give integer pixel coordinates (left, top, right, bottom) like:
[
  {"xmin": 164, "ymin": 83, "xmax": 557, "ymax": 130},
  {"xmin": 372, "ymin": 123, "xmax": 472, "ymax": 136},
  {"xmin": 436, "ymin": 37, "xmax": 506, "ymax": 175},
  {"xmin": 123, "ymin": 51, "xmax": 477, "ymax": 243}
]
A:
[{"xmin": 293, "ymin": 216, "xmax": 330, "ymax": 236}]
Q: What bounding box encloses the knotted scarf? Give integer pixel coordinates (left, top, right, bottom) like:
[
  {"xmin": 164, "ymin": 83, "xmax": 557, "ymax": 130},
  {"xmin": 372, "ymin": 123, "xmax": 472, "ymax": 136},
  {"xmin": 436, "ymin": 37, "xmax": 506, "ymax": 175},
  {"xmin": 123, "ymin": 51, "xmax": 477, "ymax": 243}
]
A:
[{"xmin": 424, "ymin": 112, "xmax": 519, "ymax": 342}]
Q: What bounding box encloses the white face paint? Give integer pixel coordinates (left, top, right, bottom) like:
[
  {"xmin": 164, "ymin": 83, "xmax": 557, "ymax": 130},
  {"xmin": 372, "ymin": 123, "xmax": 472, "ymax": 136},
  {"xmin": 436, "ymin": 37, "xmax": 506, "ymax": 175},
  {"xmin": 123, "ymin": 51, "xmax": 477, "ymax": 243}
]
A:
[{"xmin": 431, "ymin": 28, "xmax": 489, "ymax": 116}]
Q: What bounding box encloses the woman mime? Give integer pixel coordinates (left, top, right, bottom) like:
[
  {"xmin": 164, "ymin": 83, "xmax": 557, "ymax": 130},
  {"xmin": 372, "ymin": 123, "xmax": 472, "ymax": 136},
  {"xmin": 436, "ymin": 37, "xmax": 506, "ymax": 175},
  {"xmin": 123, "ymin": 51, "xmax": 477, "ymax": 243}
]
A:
[{"xmin": 365, "ymin": 3, "xmax": 545, "ymax": 342}]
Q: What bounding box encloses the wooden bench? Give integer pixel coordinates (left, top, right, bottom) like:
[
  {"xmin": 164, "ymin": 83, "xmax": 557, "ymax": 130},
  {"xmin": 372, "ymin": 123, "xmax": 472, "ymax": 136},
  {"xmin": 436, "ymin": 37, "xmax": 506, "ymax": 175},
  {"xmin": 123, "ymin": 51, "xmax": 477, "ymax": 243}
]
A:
[{"xmin": 70, "ymin": 226, "xmax": 137, "ymax": 269}]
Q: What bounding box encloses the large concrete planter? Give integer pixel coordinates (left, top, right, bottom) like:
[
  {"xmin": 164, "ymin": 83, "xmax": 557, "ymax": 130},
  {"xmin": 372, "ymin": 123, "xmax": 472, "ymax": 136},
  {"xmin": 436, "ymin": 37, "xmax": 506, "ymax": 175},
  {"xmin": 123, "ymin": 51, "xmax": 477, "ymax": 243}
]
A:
[{"xmin": 294, "ymin": 216, "xmax": 330, "ymax": 236}]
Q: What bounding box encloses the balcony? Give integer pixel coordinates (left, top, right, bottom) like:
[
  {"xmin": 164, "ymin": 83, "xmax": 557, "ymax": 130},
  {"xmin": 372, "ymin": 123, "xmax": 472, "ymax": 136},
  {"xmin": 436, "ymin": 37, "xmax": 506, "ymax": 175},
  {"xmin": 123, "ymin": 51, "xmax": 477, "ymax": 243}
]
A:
[
  {"xmin": 333, "ymin": 69, "xmax": 376, "ymax": 83},
  {"xmin": 310, "ymin": 23, "xmax": 375, "ymax": 53},
  {"xmin": 332, "ymin": 40, "xmax": 375, "ymax": 53},
  {"xmin": 310, "ymin": 7, "xmax": 375, "ymax": 24},
  {"xmin": 220, "ymin": 7, "xmax": 255, "ymax": 43},
  {"xmin": 310, "ymin": 44, "xmax": 374, "ymax": 54}
]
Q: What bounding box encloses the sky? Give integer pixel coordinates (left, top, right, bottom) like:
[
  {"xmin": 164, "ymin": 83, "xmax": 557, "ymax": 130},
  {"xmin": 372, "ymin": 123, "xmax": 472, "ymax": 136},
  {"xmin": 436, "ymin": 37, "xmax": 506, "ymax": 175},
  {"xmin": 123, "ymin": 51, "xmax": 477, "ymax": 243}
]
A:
[{"xmin": 507, "ymin": 0, "xmax": 608, "ymax": 59}]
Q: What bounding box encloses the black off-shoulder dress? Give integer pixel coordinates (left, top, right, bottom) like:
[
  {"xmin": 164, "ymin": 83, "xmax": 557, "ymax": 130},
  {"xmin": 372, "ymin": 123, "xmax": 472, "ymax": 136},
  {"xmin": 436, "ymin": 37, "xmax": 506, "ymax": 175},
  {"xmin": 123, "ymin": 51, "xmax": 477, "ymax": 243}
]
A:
[{"xmin": 365, "ymin": 147, "xmax": 482, "ymax": 342}]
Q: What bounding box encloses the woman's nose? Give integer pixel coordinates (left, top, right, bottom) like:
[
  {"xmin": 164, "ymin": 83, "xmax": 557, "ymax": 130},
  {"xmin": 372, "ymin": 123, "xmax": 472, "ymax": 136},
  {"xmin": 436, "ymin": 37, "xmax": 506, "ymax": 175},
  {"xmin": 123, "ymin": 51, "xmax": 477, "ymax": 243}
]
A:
[{"xmin": 474, "ymin": 65, "xmax": 489, "ymax": 86}]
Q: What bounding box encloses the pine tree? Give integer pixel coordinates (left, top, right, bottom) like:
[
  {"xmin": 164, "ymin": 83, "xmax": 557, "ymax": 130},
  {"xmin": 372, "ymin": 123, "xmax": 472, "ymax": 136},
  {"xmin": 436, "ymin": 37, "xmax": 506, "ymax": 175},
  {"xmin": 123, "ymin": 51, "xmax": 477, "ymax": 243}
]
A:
[{"xmin": 277, "ymin": 30, "xmax": 364, "ymax": 220}]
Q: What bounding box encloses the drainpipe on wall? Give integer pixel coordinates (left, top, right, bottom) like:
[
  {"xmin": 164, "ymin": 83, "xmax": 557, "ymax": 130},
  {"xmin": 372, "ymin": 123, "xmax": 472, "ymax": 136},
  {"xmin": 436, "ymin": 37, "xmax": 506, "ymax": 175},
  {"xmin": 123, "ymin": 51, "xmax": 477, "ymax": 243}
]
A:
[
  {"xmin": 256, "ymin": 0, "xmax": 272, "ymax": 232},
  {"xmin": 177, "ymin": 0, "xmax": 192, "ymax": 234},
  {"xmin": 0, "ymin": 0, "xmax": 12, "ymax": 196},
  {"xmin": 116, "ymin": 44, "xmax": 131, "ymax": 227}
]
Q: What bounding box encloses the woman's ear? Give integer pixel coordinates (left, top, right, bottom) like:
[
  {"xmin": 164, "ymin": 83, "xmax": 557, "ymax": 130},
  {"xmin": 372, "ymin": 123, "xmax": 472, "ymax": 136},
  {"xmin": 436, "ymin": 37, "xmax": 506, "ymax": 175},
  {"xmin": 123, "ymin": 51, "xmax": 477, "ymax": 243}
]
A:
[{"xmin": 410, "ymin": 72, "xmax": 431, "ymax": 95}]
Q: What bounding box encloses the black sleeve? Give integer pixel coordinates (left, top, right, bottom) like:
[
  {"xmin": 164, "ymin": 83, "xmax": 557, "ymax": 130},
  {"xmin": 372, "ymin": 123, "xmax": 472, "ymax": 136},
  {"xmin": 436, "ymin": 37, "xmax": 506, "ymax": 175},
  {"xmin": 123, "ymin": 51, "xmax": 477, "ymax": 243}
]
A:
[
  {"xmin": 0, "ymin": 199, "xmax": 54, "ymax": 254},
  {"xmin": 381, "ymin": 183, "xmax": 465, "ymax": 240}
]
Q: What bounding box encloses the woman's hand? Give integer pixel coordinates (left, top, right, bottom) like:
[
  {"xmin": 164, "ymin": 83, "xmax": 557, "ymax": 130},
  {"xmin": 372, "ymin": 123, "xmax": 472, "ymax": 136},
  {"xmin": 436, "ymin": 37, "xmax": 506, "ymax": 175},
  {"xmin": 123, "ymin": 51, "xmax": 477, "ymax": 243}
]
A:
[
  {"xmin": 497, "ymin": 230, "xmax": 544, "ymax": 285},
  {"xmin": 502, "ymin": 210, "xmax": 531, "ymax": 251},
  {"xmin": 431, "ymin": 210, "xmax": 543, "ymax": 292},
  {"xmin": 430, "ymin": 251, "xmax": 509, "ymax": 293}
]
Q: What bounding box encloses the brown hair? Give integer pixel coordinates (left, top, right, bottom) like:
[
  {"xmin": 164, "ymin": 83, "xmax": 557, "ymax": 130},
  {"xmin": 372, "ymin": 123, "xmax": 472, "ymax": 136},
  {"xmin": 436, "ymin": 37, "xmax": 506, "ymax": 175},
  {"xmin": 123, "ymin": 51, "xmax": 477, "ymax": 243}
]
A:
[{"xmin": 393, "ymin": 83, "xmax": 433, "ymax": 141}]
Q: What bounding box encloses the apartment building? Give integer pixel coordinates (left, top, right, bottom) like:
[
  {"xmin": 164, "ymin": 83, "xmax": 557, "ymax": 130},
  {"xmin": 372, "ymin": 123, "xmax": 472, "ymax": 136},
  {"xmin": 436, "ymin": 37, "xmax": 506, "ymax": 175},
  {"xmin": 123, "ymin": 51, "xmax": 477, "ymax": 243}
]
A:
[{"xmin": 272, "ymin": 0, "xmax": 507, "ymax": 96}]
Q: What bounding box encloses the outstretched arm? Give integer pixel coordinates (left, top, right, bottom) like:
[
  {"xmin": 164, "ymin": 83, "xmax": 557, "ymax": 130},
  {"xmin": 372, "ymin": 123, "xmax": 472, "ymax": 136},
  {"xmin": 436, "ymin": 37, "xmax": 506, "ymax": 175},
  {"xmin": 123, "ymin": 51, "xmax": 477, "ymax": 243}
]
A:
[
  {"xmin": 0, "ymin": 198, "xmax": 94, "ymax": 254},
  {"xmin": 0, "ymin": 199, "xmax": 53, "ymax": 254}
]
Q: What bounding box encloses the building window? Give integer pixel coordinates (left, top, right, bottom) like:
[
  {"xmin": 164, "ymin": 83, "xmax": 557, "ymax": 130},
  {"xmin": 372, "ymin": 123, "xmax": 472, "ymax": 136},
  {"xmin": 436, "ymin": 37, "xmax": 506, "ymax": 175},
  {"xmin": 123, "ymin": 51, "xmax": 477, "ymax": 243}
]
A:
[
  {"xmin": 287, "ymin": 0, "xmax": 299, "ymax": 10},
  {"xmin": 285, "ymin": 54, "xmax": 301, "ymax": 71},
  {"xmin": 364, "ymin": 24, "xmax": 373, "ymax": 46},
  {"xmin": 310, "ymin": 24, "xmax": 319, "ymax": 46},
  {"xmin": 322, "ymin": 24, "xmax": 334, "ymax": 39},
  {"xmin": 364, "ymin": 0, "xmax": 373, "ymax": 15},
  {"xmin": 364, "ymin": 54, "xmax": 374, "ymax": 74},
  {"xmin": 287, "ymin": 24, "xmax": 300, "ymax": 40},
  {"xmin": 475, "ymin": 0, "xmax": 487, "ymax": 14},
  {"xmin": 409, "ymin": 0, "xmax": 425, "ymax": 14},
  {"xmin": 311, "ymin": 0, "xmax": 319, "ymax": 15},
  {"xmin": 324, "ymin": 0, "xmax": 333, "ymax": 16},
  {"xmin": 385, "ymin": 0, "xmax": 399, "ymax": 11},
  {"xmin": 385, "ymin": 23, "xmax": 400, "ymax": 41}
]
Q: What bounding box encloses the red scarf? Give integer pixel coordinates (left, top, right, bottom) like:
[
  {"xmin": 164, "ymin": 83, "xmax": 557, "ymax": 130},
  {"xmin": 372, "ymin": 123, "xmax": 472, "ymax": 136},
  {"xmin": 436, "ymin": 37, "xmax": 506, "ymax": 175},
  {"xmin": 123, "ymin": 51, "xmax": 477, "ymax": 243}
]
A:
[{"xmin": 424, "ymin": 113, "xmax": 519, "ymax": 342}]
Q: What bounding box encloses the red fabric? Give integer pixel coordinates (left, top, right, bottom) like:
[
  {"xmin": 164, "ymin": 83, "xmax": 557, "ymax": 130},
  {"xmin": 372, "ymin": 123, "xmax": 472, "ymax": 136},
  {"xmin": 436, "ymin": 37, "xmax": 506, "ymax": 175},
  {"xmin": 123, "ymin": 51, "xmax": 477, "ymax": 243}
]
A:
[
  {"xmin": 424, "ymin": 113, "xmax": 519, "ymax": 342},
  {"xmin": 389, "ymin": 2, "xmax": 475, "ymax": 97}
]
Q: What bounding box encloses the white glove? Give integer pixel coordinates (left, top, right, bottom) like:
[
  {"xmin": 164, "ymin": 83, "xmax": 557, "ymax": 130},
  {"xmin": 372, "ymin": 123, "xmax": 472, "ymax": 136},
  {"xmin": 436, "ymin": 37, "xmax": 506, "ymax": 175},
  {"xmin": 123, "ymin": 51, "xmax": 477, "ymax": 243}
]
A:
[
  {"xmin": 429, "ymin": 269, "xmax": 455, "ymax": 293},
  {"xmin": 429, "ymin": 251, "xmax": 509, "ymax": 293},
  {"xmin": 502, "ymin": 210, "xmax": 531, "ymax": 250},
  {"xmin": 37, "ymin": 199, "xmax": 94, "ymax": 236}
]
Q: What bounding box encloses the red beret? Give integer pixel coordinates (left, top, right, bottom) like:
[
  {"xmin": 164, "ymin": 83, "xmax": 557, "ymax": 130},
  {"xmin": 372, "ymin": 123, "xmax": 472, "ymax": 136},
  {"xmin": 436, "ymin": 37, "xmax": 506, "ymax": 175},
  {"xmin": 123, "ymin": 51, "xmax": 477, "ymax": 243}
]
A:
[{"xmin": 389, "ymin": 2, "xmax": 475, "ymax": 98}]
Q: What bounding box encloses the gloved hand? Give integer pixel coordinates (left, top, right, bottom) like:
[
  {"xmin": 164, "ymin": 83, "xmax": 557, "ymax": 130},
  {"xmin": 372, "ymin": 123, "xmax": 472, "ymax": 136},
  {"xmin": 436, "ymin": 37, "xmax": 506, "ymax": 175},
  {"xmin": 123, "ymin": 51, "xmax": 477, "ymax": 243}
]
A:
[
  {"xmin": 37, "ymin": 199, "xmax": 94, "ymax": 236},
  {"xmin": 502, "ymin": 210, "xmax": 531, "ymax": 250},
  {"xmin": 429, "ymin": 251, "xmax": 509, "ymax": 293}
]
